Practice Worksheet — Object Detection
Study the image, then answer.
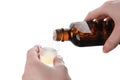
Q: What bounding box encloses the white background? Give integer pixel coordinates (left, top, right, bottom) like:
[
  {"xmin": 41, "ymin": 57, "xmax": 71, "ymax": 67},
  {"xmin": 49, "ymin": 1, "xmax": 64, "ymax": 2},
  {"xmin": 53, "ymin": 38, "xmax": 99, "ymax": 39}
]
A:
[{"xmin": 0, "ymin": 0, "xmax": 120, "ymax": 80}]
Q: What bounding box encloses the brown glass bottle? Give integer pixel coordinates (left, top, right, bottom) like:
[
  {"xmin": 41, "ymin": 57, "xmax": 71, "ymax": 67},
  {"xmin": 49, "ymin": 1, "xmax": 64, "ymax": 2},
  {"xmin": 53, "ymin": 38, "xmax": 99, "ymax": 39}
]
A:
[{"xmin": 53, "ymin": 19, "xmax": 114, "ymax": 47}]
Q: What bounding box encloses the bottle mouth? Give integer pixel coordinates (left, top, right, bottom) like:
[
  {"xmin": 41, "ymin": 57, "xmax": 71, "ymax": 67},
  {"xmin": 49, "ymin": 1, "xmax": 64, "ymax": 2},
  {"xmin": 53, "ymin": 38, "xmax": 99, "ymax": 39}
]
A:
[
  {"xmin": 53, "ymin": 29, "xmax": 64, "ymax": 41},
  {"xmin": 53, "ymin": 31, "xmax": 57, "ymax": 41}
]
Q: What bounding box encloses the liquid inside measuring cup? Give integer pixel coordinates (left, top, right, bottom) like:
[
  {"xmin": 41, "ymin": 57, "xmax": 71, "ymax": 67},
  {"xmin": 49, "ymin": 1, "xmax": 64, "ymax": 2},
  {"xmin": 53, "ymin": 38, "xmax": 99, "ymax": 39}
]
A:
[{"xmin": 40, "ymin": 47, "xmax": 57, "ymax": 64}]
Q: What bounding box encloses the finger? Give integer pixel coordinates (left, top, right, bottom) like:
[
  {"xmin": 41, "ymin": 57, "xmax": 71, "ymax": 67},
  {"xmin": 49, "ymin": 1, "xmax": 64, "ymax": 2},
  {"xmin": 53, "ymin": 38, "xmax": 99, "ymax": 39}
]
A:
[
  {"xmin": 103, "ymin": 26, "xmax": 120, "ymax": 53},
  {"xmin": 53, "ymin": 55, "xmax": 64, "ymax": 66},
  {"xmin": 53, "ymin": 55, "xmax": 68, "ymax": 72},
  {"xmin": 84, "ymin": 7, "xmax": 108, "ymax": 21},
  {"xmin": 27, "ymin": 45, "xmax": 40, "ymax": 61}
]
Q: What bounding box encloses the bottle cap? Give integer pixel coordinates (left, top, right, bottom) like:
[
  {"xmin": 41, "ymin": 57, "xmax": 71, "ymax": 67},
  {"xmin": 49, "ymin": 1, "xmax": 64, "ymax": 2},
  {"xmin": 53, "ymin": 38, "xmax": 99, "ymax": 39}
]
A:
[
  {"xmin": 53, "ymin": 29, "xmax": 64, "ymax": 41},
  {"xmin": 53, "ymin": 31, "xmax": 57, "ymax": 40}
]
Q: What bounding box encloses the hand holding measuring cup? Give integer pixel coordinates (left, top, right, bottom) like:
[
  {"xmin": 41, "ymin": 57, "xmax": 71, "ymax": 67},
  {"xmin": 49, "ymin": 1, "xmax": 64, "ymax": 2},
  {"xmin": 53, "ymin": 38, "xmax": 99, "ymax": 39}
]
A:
[{"xmin": 22, "ymin": 45, "xmax": 71, "ymax": 80}]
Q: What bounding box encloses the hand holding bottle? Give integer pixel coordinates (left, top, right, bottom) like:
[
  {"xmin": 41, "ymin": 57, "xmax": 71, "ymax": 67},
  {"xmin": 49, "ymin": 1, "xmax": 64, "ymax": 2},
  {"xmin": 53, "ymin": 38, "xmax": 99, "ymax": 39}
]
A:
[
  {"xmin": 22, "ymin": 45, "xmax": 71, "ymax": 80},
  {"xmin": 85, "ymin": 0, "xmax": 120, "ymax": 53}
]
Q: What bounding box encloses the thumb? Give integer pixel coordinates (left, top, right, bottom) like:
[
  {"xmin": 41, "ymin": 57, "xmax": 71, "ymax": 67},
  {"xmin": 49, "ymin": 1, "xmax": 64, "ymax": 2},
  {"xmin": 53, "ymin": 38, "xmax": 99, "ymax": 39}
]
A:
[
  {"xmin": 53, "ymin": 55, "xmax": 68, "ymax": 72},
  {"xmin": 103, "ymin": 26, "xmax": 120, "ymax": 53},
  {"xmin": 53, "ymin": 55, "xmax": 64, "ymax": 66},
  {"xmin": 27, "ymin": 45, "xmax": 40, "ymax": 62}
]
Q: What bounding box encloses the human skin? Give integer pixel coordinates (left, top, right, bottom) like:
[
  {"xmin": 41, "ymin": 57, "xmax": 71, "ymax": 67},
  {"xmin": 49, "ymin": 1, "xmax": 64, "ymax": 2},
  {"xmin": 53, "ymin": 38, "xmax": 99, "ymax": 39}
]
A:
[
  {"xmin": 22, "ymin": 45, "xmax": 71, "ymax": 80},
  {"xmin": 85, "ymin": 0, "xmax": 120, "ymax": 53}
]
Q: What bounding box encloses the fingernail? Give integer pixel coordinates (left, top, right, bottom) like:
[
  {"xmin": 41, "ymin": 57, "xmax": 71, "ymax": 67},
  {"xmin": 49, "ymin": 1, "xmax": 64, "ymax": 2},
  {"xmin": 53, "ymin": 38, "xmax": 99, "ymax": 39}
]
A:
[{"xmin": 103, "ymin": 46, "xmax": 109, "ymax": 53}]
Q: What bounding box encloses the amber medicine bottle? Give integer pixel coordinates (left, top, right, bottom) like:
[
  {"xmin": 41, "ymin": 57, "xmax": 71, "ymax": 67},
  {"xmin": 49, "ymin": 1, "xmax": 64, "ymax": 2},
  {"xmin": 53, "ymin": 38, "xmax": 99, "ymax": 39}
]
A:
[{"xmin": 53, "ymin": 19, "xmax": 114, "ymax": 47}]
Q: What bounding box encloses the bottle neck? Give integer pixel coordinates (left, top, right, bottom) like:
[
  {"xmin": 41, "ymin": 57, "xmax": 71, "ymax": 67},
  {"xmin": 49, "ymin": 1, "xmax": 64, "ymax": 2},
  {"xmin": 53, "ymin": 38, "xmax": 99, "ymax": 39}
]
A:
[
  {"xmin": 53, "ymin": 21, "xmax": 91, "ymax": 42},
  {"xmin": 53, "ymin": 28, "xmax": 70, "ymax": 41}
]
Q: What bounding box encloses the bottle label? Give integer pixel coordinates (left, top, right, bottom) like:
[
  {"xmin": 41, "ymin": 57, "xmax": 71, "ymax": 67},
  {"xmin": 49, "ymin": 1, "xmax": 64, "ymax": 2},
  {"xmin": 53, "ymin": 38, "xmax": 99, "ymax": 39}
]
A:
[{"xmin": 70, "ymin": 21, "xmax": 91, "ymax": 33}]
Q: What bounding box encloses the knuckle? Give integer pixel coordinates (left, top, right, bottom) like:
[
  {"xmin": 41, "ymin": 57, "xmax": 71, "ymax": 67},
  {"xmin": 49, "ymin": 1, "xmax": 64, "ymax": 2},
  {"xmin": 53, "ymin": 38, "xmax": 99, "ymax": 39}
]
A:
[
  {"xmin": 27, "ymin": 48, "xmax": 32, "ymax": 54},
  {"xmin": 103, "ymin": 1, "xmax": 113, "ymax": 7},
  {"xmin": 101, "ymin": 1, "xmax": 114, "ymax": 11},
  {"xmin": 27, "ymin": 49, "xmax": 34, "ymax": 56},
  {"xmin": 104, "ymin": 1, "xmax": 112, "ymax": 5}
]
